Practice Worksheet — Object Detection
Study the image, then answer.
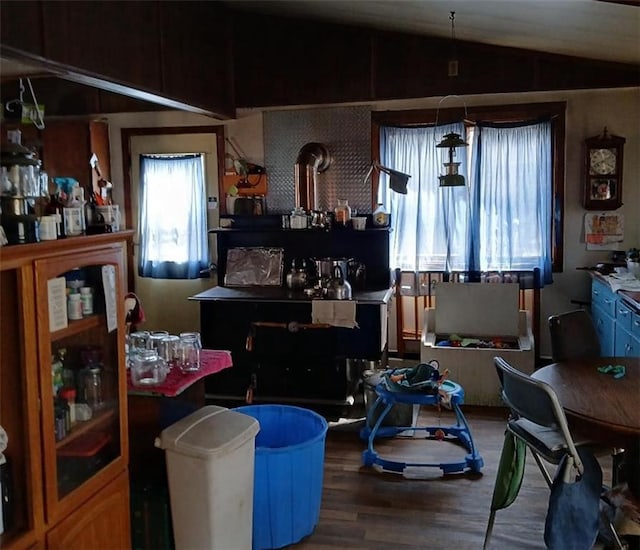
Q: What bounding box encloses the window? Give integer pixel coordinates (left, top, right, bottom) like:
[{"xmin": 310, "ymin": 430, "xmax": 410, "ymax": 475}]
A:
[
  {"xmin": 138, "ymin": 154, "xmax": 209, "ymax": 279},
  {"xmin": 373, "ymin": 102, "xmax": 565, "ymax": 286}
]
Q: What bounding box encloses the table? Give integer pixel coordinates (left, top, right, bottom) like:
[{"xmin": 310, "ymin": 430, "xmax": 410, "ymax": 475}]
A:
[
  {"xmin": 127, "ymin": 350, "xmax": 233, "ymax": 480},
  {"xmin": 127, "ymin": 349, "xmax": 233, "ymax": 396},
  {"xmin": 532, "ymin": 357, "xmax": 640, "ymax": 497}
]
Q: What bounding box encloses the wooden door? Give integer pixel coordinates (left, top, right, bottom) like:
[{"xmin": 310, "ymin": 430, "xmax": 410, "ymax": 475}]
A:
[{"xmin": 45, "ymin": 471, "xmax": 130, "ymax": 550}]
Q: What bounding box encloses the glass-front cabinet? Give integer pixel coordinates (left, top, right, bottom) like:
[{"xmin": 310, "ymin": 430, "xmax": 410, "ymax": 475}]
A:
[{"xmin": 0, "ymin": 233, "xmax": 131, "ymax": 550}]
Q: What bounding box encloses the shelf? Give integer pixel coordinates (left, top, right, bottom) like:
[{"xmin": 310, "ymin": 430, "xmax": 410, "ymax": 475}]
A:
[
  {"xmin": 50, "ymin": 315, "xmax": 101, "ymax": 342},
  {"xmin": 55, "ymin": 406, "xmax": 116, "ymax": 450}
]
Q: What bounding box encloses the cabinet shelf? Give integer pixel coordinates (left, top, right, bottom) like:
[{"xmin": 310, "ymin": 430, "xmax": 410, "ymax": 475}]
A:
[
  {"xmin": 50, "ymin": 315, "xmax": 101, "ymax": 342},
  {"xmin": 55, "ymin": 406, "xmax": 116, "ymax": 450}
]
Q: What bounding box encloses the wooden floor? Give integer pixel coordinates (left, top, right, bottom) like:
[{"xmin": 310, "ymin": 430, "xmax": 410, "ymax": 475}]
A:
[{"xmin": 290, "ymin": 404, "xmax": 616, "ymax": 550}]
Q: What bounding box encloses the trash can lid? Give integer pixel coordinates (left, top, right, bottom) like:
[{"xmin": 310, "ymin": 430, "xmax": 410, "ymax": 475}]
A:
[{"xmin": 155, "ymin": 405, "xmax": 259, "ymax": 459}]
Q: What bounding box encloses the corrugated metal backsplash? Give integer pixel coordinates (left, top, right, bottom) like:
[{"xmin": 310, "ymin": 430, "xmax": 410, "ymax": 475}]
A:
[{"xmin": 263, "ymin": 105, "xmax": 372, "ymax": 215}]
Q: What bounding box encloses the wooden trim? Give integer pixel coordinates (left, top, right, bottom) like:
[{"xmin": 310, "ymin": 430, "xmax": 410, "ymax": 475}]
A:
[{"xmin": 120, "ymin": 125, "xmax": 226, "ymax": 292}]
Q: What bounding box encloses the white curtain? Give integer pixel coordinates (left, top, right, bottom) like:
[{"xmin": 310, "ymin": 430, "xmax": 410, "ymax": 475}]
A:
[
  {"xmin": 138, "ymin": 154, "xmax": 209, "ymax": 279},
  {"xmin": 380, "ymin": 122, "xmax": 469, "ymax": 272},
  {"xmin": 380, "ymin": 119, "xmax": 552, "ymax": 285}
]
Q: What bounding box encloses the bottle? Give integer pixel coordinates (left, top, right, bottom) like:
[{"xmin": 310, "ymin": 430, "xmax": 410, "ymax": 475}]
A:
[
  {"xmin": 334, "ymin": 199, "xmax": 351, "ymax": 226},
  {"xmin": 59, "ymin": 387, "xmax": 77, "ymax": 424},
  {"xmin": 51, "ymin": 352, "xmax": 64, "ymax": 396},
  {"xmin": 67, "ymin": 293, "xmax": 83, "ymax": 320},
  {"xmin": 372, "ymin": 203, "xmax": 390, "ymax": 227},
  {"xmin": 80, "ymin": 287, "xmax": 93, "ymax": 315}
]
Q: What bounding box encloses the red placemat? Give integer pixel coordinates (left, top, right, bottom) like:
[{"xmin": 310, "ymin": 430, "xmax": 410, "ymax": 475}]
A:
[{"xmin": 127, "ymin": 349, "xmax": 233, "ymax": 397}]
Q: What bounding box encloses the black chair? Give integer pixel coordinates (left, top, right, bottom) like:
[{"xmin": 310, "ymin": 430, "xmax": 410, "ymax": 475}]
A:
[
  {"xmin": 548, "ymin": 309, "xmax": 601, "ymax": 361},
  {"xmin": 549, "ymin": 309, "xmax": 626, "ymax": 484}
]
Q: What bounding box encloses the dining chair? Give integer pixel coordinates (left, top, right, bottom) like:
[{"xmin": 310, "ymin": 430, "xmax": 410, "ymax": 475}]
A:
[
  {"xmin": 483, "ymin": 356, "xmax": 624, "ymax": 550},
  {"xmin": 548, "ymin": 309, "xmax": 601, "ymax": 361},
  {"xmin": 548, "ymin": 309, "xmax": 626, "ymax": 485}
]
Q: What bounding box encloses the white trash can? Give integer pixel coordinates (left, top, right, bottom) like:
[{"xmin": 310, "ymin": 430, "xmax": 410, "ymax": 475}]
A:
[{"xmin": 155, "ymin": 405, "xmax": 259, "ymax": 550}]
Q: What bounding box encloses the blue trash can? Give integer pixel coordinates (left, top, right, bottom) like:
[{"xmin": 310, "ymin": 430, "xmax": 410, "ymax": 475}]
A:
[{"xmin": 235, "ymin": 404, "xmax": 328, "ymax": 550}]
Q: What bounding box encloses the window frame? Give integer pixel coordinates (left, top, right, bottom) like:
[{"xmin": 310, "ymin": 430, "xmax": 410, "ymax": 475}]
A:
[{"xmin": 371, "ymin": 101, "xmax": 566, "ymax": 273}]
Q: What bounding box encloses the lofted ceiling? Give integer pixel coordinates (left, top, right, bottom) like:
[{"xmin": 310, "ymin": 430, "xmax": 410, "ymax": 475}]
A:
[{"xmin": 225, "ymin": 0, "xmax": 640, "ymax": 65}]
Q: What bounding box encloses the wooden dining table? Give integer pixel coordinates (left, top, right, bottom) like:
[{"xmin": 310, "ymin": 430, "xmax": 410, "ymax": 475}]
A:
[{"xmin": 533, "ymin": 357, "xmax": 640, "ymax": 498}]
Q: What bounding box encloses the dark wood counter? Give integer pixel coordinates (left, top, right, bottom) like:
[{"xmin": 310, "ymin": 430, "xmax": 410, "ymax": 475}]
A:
[{"xmin": 191, "ymin": 286, "xmax": 393, "ymax": 305}]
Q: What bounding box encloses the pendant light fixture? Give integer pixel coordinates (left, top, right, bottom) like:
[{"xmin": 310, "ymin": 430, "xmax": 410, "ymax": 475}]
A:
[
  {"xmin": 434, "ymin": 12, "xmax": 468, "ymax": 187},
  {"xmin": 436, "ymin": 131, "xmax": 467, "ymax": 187}
]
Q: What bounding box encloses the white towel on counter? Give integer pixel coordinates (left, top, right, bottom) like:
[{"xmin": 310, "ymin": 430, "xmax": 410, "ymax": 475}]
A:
[{"xmin": 311, "ymin": 300, "xmax": 358, "ymax": 328}]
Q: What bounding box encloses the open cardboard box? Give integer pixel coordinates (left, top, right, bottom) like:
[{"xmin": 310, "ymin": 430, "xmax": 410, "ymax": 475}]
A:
[{"xmin": 421, "ymin": 282, "xmax": 535, "ymax": 406}]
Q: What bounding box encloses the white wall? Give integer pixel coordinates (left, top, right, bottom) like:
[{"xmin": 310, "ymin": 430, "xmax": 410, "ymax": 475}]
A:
[{"xmin": 103, "ymin": 87, "xmax": 640, "ymax": 356}]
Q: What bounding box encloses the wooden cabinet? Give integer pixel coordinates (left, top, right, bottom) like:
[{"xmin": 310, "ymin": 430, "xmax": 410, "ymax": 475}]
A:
[
  {"xmin": 0, "ymin": 232, "xmax": 132, "ymax": 550},
  {"xmin": 46, "ymin": 471, "xmax": 130, "ymax": 550},
  {"xmin": 40, "ymin": 119, "xmax": 110, "ymax": 196}
]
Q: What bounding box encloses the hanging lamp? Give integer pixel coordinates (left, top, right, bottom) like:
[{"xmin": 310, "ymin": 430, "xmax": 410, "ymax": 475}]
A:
[
  {"xmin": 436, "ymin": 131, "xmax": 467, "ymax": 187},
  {"xmin": 435, "ymin": 12, "xmax": 468, "ymax": 187}
]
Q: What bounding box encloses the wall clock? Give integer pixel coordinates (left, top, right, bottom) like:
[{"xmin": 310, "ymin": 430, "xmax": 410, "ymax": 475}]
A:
[{"xmin": 584, "ymin": 127, "xmax": 625, "ymax": 211}]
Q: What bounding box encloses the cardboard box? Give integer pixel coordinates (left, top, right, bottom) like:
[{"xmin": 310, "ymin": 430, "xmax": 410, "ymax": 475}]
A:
[{"xmin": 421, "ymin": 282, "xmax": 535, "ymax": 406}]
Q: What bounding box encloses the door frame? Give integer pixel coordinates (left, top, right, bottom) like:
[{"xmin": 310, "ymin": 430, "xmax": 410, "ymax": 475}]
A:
[{"xmin": 121, "ymin": 125, "xmax": 225, "ymax": 290}]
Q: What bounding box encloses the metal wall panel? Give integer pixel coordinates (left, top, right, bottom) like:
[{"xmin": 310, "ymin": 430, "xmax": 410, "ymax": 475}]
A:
[{"xmin": 263, "ymin": 105, "xmax": 372, "ymax": 215}]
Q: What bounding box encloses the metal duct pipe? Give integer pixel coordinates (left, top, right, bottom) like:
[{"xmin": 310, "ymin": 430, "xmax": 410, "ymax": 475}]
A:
[{"xmin": 294, "ymin": 142, "xmax": 331, "ymax": 211}]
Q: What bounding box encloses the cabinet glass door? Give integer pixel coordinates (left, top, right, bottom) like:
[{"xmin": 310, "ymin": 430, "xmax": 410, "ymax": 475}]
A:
[
  {"xmin": 35, "ymin": 248, "xmax": 127, "ymax": 521},
  {"xmin": 0, "ymin": 265, "xmax": 43, "ymax": 549}
]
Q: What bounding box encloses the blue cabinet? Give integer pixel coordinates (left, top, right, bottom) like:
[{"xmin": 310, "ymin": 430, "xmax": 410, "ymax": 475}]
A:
[
  {"xmin": 591, "ymin": 279, "xmax": 616, "ymax": 355},
  {"xmin": 591, "ymin": 278, "xmax": 640, "ymax": 357},
  {"xmin": 614, "ymin": 300, "xmax": 640, "ymax": 357}
]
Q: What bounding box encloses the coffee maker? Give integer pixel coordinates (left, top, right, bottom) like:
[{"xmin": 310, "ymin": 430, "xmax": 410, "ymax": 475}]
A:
[{"xmin": 1, "ymin": 141, "xmax": 46, "ymax": 245}]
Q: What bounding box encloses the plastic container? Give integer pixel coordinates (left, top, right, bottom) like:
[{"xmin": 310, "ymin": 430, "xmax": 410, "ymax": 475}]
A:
[
  {"xmin": 372, "ymin": 203, "xmax": 390, "ymax": 227},
  {"xmin": 155, "ymin": 406, "xmax": 259, "ymax": 550},
  {"xmin": 363, "ymin": 370, "xmax": 414, "ymax": 428},
  {"xmin": 234, "ymin": 404, "xmax": 328, "ymax": 550}
]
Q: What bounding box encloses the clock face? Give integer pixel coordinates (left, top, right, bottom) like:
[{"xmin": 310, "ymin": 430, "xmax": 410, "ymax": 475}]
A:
[{"xmin": 589, "ymin": 148, "xmax": 617, "ymax": 175}]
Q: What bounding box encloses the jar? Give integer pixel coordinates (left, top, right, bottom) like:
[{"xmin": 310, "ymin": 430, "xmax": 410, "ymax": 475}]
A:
[
  {"xmin": 82, "ymin": 366, "xmax": 104, "ymax": 410},
  {"xmin": 148, "ymin": 330, "xmax": 170, "ymax": 352},
  {"xmin": 67, "ymin": 293, "xmax": 83, "ymax": 320},
  {"xmin": 290, "ymin": 207, "xmax": 307, "ymax": 229},
  {"xmin": 179, "ymin": 332, "xmax": 202, "ymax": 373},
  {"xmin": 334, "ymin": 199, "xmax": 351, "ymax": 226},
  {"xmin": 130, "ymin": 349, "xmax": 167, "ymax": 386},
  {"xmin": 80, "ymin": 286, "xmax": 93, "ymax": 315},
  {"xmin": 128, "ymin": 331, "xmax": 150, "ymax": 353},
  {"xmin": 158, "ymin": 335, "xmax": 181, "ymax": 371},
  {"xmin": 372, "ymin": 203, "xmax": 390, "ymax": 227}
]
